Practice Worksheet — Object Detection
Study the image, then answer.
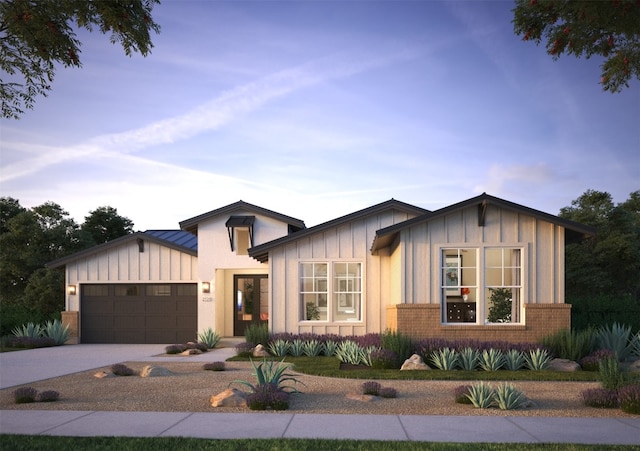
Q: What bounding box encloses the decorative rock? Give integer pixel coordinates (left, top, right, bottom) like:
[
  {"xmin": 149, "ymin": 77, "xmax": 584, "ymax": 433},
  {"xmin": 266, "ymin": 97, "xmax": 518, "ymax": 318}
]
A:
[
  {"xmin": 252, "ymin": 344, "xmax": 270, "ymax": 357},
  {"xmin": 94, "ymin": 371, "xmax": 113, "ymax": 379},
  {"xmin": 210, "ymin": 388, "xmax": 248, "ymax": 407},
  {"xmin": 548, "ymin": 358, "xmax": 580, "ymax": 372},
  {"xmin": 401, "ymin": 354, "xmax": 431, "ymax": 371},
  {"xmin": 346, "ymin": 393, "xmax": 379, "ymax": 402},
  {"xmin": 181, "ymin": 348, "xmax": 202, "ymax": 355},
  {"xmin": 140, "ymin": 365, "xmax": 173, "ymax": 377},
  {"xmin": 624, "ymin": 358, "xmax": 640, "ymax": 373}
]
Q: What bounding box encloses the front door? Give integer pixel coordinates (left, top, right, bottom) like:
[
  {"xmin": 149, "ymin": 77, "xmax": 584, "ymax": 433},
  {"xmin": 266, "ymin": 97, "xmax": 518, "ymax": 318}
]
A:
[{"xmin": 233, "ymin": 275, "xmax": 268, "ymax": 336}]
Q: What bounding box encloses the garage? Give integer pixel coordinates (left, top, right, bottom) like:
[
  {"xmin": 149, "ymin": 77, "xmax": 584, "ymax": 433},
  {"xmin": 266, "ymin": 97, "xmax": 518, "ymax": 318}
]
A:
[{"xmin": 80, "ymin": 283, "xmax": 197, "ymax": 344}]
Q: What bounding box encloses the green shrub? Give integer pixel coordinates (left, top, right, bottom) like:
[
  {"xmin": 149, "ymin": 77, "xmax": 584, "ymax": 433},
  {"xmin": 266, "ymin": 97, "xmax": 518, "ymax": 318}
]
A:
[
  {"xmin": 525, "ymin": 348, "xmax": 551, "ymax": 370},
  {"xmin": 618, "ymin": 383, "xmax": 640, "ymax": 414},
  {"xmin": 381, "ymin": 329, "xmax": 413, "ymax": 367},
  {"xmin": 165, "ymin": 344, "xmax": 187, "ymax": 354},
  {"xmin": 370, "ymin": 349, "xmax": 398, "ymax": 369},
  {"xmin": 493, "ymin": 383, "xmax": 527, "ymax": 410},
  {"xmin": 244, "ymin": 323, "xmax": 269, "ymax": 347},
  {"xmin": 540, "ymin": 327, "xmax": 596, "ymax": 361},
  {"xmin": 453, "ymin": 385, "xmax": 473, "ymax": 404},
  {"xmin": 631, "ymin": 332, "xmax": 640, "ymax": 358},
  {"xmin": 37, "ymin": 390, "xmax": 60, "ymax": 402},
  {"xmin": 198, "ymin": 328, "xmax": 221, "ymax": 349},
  {"xmin": 235, "ymin": 342, "xmax": 253, "ymax": 357},
  {"xmin": 430, "ymin": 347, "xmax": 458, "ymax": 371},
  {"xmin": 361, "ymin": 381, "xmax": 381, "ymax": 395},
  {"xmin": 13, "ymin": 387, "xmax": 38, "ymax": 404},
  {"xmin": 479, "ymin": 349, "xmax": 504, "ymax": 372},
  {"xmin": 203, "ymin": 361, "xmax": 225, "ymax": 371},
  {"xmin": 597, "ymin": 322, "xmax": 633, "ymax": 360},
  {"xmin": 598, "ymin": 356, "xmax": 627, "ymax": 390},
  {"xmin": 111, "ymin": 363, "xmax": 135, "ymax": 376},
  {"xmin": 579, "ymin": 349, "xmax": 617, "ymax": 371},
  {"xmin": 42, "ymin": 319, "xmax": 69, "ymax": 345}
]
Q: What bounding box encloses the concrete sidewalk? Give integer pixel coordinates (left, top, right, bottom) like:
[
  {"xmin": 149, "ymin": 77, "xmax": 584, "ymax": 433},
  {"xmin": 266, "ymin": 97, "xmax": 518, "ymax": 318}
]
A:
[
  {"xmin": 1, "ymin": 410, "xmax": 639, "ymax": 444},
  {"xmin": 1, "ymin": 343, "xmax": 639, "ymax": 444}
]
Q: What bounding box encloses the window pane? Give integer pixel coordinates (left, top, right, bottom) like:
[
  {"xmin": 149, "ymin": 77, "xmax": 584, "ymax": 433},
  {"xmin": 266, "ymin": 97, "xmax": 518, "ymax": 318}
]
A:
[
  {"xmin": 83, "ymin": 285, "xmax": 109, "ymax": 296},
  {"xmin": 300, "ymin": 263, "xmax": 328, "ymax": 321},
  {"xmin": 485, "ymin": 248, "xmax": 522, "ymax": 324},
  {"xmin": 146, "ymin": 284, "xmax": 171, "ymax": 296},
  {"xmin": 176, "ymin": 284, "xmax": 197, "ymax": 296},
  {"xmin": 333, "ymin": 262, "xmax": 361, "ymax": 321},
  {"xmin": 115, "ymin": 285, "xmax": 138, "ymax": 296}
]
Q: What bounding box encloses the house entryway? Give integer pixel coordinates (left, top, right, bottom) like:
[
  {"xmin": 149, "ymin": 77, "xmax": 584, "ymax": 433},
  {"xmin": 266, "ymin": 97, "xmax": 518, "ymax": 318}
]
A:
[{"xmin": 233, "ymin": 275, "xmax": 268, "ymax": 336}]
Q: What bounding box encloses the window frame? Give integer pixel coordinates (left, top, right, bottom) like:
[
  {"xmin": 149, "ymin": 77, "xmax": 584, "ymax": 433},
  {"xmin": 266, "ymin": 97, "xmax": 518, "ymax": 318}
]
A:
[
  {"xmin": 299, "ymin": 260, "xmax": 363, "ymax": 323},
  {"xmin": 440, "ymin": 245, "xmax": 525, "ymax": 326}
]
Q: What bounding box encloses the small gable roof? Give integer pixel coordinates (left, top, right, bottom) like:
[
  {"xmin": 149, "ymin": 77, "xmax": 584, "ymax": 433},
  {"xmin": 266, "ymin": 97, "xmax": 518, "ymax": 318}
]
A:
[
  {"xmin": 179, "ymin": 200, "xmax": 305, "ymax": 234},
  {"xmin": 249, "ymin": 199, "xmax": 430, "ymax": 263},
  {"xmin": 371, "ymin": 193, "xmax": 596, "ymax": 253},
  {"xmin": 46, "ymin": 230, "xmax": 197, "ymax": 269}
]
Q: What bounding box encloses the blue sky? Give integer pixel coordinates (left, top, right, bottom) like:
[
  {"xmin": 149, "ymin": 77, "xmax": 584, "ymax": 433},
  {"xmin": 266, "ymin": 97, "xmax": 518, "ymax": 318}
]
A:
[{"xmin": 1, "ymin": 0, "xmax": 638, "ymax": 230}]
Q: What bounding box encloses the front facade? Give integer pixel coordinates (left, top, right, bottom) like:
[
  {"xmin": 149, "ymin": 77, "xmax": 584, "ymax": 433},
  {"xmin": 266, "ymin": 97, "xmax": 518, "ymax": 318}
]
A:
[{"xmin": 49, "ymin": 194, "xmax": 594, "ymax": 344}]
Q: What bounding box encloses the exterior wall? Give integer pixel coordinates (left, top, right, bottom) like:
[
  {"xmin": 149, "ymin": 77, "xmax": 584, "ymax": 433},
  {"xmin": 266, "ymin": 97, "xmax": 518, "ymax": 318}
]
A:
[
  {"xmin": 196, "ymin": 211, "xmax": 291, "ymax": 334},
  {"xmin": 385, "ymin": 204, "xmax": 569, "ymax": 339},
  {"xmin": 270, "ymin": 208, "xmax": 421, "ymax": 336},
  {"xmin": 387, "ymin": 303, "xmax": 571, "ymax": 342}
]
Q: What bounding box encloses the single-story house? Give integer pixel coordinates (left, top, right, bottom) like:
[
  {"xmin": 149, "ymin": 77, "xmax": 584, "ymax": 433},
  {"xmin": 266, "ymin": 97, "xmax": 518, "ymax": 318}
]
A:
[{"xmin": 48, "ymin": 194, "xmax": 594, "ymax": 344}]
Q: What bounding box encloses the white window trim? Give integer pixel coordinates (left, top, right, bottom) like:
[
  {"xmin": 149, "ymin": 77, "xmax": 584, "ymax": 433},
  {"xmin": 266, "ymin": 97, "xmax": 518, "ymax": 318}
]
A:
[
  {"xmin": 299, "ymin": 260, "xmax": 364, "ymax": 324},
  {"xmin": 439, "ymin": 244, "xmax": 527, "ymax": 326}
]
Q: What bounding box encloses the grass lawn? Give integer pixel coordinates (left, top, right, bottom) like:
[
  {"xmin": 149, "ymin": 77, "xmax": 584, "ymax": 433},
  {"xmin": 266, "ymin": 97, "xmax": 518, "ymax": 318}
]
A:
[{"xmin": 0, "ymin": 435, "xmax": 633, "ymax": 450}]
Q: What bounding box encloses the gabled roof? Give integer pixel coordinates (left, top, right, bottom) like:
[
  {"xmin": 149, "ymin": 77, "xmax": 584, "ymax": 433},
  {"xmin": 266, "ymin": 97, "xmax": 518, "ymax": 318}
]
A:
[
  {"xmin": 371, "ymin": 193, "xmax": 596, "ymax": 253},
  {"xmin": 46, "ymin": 230, "xmax": 198, "ymax": 269},
  {"xmin": 179, "ymin": 200, "xmax": 306, "ymax": 234},
  {"xmin": 249, "ymin": 199, "xmax": 430, "ymax": 263}
]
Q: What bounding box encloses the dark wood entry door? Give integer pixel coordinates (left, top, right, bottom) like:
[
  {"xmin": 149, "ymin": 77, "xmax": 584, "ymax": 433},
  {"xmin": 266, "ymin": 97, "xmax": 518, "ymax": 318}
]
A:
[{"xmin": 233, "ymin": 275, "xmax": 268, "ymax": 336}]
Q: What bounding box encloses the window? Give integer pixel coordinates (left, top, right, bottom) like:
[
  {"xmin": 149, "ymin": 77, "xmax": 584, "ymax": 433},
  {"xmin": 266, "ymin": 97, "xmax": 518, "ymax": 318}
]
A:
[
  {"xmin": 145, "ymin": 284, "xmax": 171, "ymax": 296},
  {"xmin": 300, "ymin": 262, "xmax": 362, "ymax": 322},
  {"xmin": 441, "ymin": 247, "xmax": 522, "ymax": 324}
]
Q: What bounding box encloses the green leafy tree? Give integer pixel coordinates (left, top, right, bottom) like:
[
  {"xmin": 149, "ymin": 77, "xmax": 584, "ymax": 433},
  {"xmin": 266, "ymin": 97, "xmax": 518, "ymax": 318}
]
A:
[
  {"xmin": 512, "ymin": 0, "xmax": 640, "ymax": 93},
  {"xmin": 0, "ymin": 0, "xmax": 161, "ymax": 119},
  {"xmin": 0, "ymin": 196, "xmax": 26, "ymax": 233},
  {"xmin": 81, "ymin": 206, "xmax": 134, "ymax": 244},
  {"xmin": 22, "ymin": 267, "xmax": 64, "ymax": 316}
]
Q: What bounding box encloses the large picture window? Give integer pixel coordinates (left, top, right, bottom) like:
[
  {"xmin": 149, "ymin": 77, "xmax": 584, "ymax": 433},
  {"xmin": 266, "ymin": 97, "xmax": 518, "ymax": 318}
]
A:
[
  {"xmin": 441, "ymin": 247, "xmax": 522, "ymax": 325},
  {"xmin": 300, "ymin": 262, "xmax": 362, "ymax": 322}
]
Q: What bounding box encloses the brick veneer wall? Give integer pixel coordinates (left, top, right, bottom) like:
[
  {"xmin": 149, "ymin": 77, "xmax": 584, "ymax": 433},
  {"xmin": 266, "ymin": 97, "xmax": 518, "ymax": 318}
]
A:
[
  {"xmin": 387, "ymin": 303, "xmax": 570, "ymax": 343},
  {"xmin": 61, "ymin": 311, "xmax": 79, "ymax": 344}
]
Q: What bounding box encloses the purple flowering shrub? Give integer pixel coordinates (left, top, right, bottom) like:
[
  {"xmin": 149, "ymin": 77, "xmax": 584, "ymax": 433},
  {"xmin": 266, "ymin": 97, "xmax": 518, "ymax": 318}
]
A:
[
  {"xmin": 111, "ymin": 363, "xmax": 135, "ymax": 376},
  {"xmin": 378, "ymin": 387, "xmax": 398, "ymax": 398},
  {"xmin": 581, "ymin": 388, "xmax": 619, "ymax": 408},
  {"xmin": 246, "ymin": 383, "xmax": 290, "ymax": 411},
  {"xmin": 579, "ymin": 349, "xmax": 617, "ymax": 371},
  {"xmin": 13, "ymin": 387, "xmax": 38, "ymax": 404},
  {"xmin": 361, "ymin": 381, "xmax": 381, "ymax": 396},
  {"xmin": 453, "ymin": 385, "xmax": 474, "ymax": 404},
  {"xmin": 37, "ymin": 390, "xmax": 60, "ymax": 402},
  {"xmin": 235, "ymin": 341, "xmax": 254, "ymax": 357},
  {"xmin": 370, "ymin": 349, "xmax": 398, "ymax": 369},
  {"xmin": 203, "ymin": 361, "xmax": 225, "ymax": 371},
  {"xmin": 618, "ymin": 384, "xmax": 640, "ymax": 414}
]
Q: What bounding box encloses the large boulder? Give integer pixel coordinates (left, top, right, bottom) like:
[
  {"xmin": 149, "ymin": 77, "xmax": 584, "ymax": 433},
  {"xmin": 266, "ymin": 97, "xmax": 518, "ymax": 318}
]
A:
[
  {"xmin": 210, "ymin": 388, "xmax": 248, "ymax": 408},
  {"xmin": 548, "ymin": 358, "xmax": 581, "ymax": 372},
  {"xmin": 401, "ymin": 354, "xmax": 431, "ymax": 371},
  {"xmin": 252, "ymin": 344, "xmax": 270, "ymax": 357}
]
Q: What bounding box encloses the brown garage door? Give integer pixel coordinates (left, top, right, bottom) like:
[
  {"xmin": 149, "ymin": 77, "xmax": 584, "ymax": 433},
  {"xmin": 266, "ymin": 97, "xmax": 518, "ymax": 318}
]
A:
[{"xmin": 80, "ymin": 283, "xmax": 197, "ymax": 344}]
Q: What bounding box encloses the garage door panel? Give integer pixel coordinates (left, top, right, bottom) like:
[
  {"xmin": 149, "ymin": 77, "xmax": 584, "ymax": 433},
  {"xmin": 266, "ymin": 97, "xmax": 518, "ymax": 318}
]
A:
[{"xmin": 81, "ymin": 284, "xmax": 196, "ymax": 344}]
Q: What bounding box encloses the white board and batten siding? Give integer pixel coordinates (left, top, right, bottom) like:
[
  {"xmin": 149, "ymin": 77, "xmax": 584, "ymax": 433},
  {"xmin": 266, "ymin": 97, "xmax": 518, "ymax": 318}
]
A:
[
  {"xmin": 65, "ymin": 240, "xmax": 198, "ymax": 311},
  {"xmin": 391, "ymin": 204, "xmax": 566, "ymax": 306},
  {"xmin": 270, "ymin": 209, "xmax": 418, "ymax": 336}
]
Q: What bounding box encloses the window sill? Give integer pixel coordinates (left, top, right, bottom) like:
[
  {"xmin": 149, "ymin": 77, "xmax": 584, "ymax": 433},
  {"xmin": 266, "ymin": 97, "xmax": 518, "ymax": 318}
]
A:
[{"xmin": 441, "ymin": 323, "xmax": 526, "ymax": 330}]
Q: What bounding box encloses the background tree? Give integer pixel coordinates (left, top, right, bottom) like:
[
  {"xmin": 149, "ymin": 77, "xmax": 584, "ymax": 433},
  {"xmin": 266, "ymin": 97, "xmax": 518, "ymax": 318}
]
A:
[
  {"xmin": 81, "ymin": 206, "xmax": 134, "ymax": 244},
  {"xmin": 560, "ymin": 189, "xmax": 640, "ymax": 331},
  {"xmin": 512, "ymin": 0, "xmax": 640, "ymax": 93},
  {"xmin": 0, "ymin": 0, "xmax": 160, "ymax": 119}
]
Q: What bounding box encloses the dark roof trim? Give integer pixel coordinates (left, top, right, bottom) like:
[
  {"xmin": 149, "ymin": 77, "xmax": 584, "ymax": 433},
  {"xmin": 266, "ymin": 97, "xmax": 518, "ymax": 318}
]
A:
[
  {"xmin": 249, "ymin": 199, "xmax": 430, "ymax": 263},
  {"xmin": 371, "ymin": 193, "xmax": 596, "ymax": 253},
  {"xmin": 179, "ymin": 200, "xmax": 305, "ymax": 233},
  {"xmin": 46, "ymin": 231, "xmax": 198, "ymax": 269}
]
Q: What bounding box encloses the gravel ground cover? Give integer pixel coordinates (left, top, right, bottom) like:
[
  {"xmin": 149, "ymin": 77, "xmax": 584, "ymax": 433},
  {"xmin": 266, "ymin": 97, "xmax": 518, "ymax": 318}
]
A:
[{"xmin": 0, "ymin": 360, "xmax": 636, "ymax": 418}]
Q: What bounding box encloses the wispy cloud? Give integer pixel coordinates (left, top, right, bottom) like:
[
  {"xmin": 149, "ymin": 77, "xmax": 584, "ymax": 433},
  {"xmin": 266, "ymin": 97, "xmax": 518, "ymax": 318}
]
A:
[{"xmin": 1, "ymin": 47, "xmax": 420, "ymax": 184}]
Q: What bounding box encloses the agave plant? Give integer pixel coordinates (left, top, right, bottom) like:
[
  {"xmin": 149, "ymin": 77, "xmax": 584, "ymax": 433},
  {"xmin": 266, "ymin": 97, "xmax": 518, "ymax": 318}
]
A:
[
  {"xmin": 494, "ymin": 383, "xmax": 527, "ymax": 410},
  {"xmin": 302, "ymin": 339, "xmax": 323, "ymax": 357},
  {"xmin": 525, "ymin": 348, "xmax": 551, "ymax": 370},
  {"xmin": 479, "ymin": 348, "xmax": 504, "ymax": 372},
  {"xmin": 267, "ymin": 338, "xmax": 291, "ymax": 357},
  {"xmin": 232, "ymin": 358, "xmax": 303, "ymax": 393},
  {"xmin": 323, "ymin": 340, "xmax": 338, "ymax": 357},
  {"xmin": 335, "ymin": 340, "xmax": 365, "ymax": 365},
  {"xmin": 42, "ymin": 319, "xmax": 69, "ymax": 345},
  {"xmin": 458, "ymin": 347, "xmax": 480, "ymax": 371},
  {"xmin": 631, "ymin": 332, "xmax": 640, "ymax": 358},
  {"xmin": 430, "ymin": 347, "xmax": 459, "ymax": 370},
  {"xmin": 198, "ymin": 327, "xmax": 221, "ymax": 349},
  {"xmin": 11, "ymin": 322, "xmax": 43, "ymax": 339},
  {"xmin": 289, "ymin": 339, "xmax": 305, "ymax": 357},
  {"xmin": 597, "ymin": 322, "xmax": 633, "ymax": 360},
  {"xmin": 503, "ymin": 349, "xmax": 526, "ymax": 371},
  {"xmin": 466, "ymin": 382, "xmax": 495, "ymax": 409}
]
